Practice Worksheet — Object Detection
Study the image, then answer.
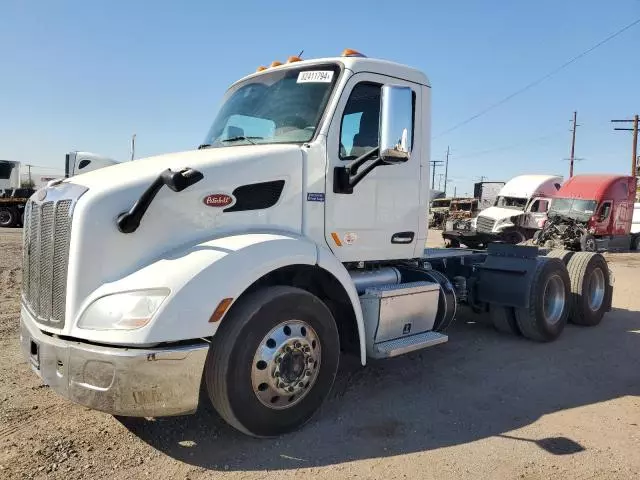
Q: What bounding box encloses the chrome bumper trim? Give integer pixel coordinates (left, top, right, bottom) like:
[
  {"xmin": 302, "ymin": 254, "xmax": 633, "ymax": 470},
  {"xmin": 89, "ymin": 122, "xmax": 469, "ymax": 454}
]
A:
[{"xmin": 20, "ymin": 304, "xmax": 209, "ymax": 417}]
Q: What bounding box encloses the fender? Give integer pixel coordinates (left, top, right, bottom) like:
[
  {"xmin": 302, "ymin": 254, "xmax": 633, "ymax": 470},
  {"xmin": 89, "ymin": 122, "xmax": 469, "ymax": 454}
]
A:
[
  {"xmin": 69, "ymin": 233, "xmax": 318, "ymax": 345},
  {"xmin": 316, "ymin": 245, "xmax": 367, "ymax": 366},
  {"xmin": 69, "ymin": 233, "xmax": 367, "ymax": 364}
]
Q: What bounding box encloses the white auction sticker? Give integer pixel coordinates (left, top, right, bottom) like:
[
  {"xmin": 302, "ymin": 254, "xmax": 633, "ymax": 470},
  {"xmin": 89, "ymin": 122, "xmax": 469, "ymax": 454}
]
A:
[{"xmin": 297, "ymin": 71, "xmax": 334, "ymax": 83}]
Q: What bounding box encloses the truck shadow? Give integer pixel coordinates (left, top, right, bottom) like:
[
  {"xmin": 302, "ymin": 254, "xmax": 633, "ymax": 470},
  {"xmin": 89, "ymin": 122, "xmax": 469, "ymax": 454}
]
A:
[{"xmin": 119, "ymin": 307, "xmax": 640, "ymax": 471}]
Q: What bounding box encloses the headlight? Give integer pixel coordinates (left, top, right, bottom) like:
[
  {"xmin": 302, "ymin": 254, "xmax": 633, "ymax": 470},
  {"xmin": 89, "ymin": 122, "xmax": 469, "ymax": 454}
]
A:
[{"xmin": 77, "ymin": 288, "xmax": 170, "ymax": 331}]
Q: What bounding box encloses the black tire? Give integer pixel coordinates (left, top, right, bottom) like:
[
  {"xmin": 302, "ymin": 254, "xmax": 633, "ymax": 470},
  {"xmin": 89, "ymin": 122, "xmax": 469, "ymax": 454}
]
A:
[
  {"xmin": 0, "ymin": 206, "xmax": 17, "ymax": 228},
  {"xmin": 632, "ymin": 235, "xmax": 640, "ymax": 251},
  {"xmin": 204, "ymin": 286, "xmax": 340, "ymax": 437},
  {"xmin": 566, "ymin": 252, "xmax": 611, "ymax": 326},
  {"xmin": 580, "ymin": 234, "xmax": 597, "ymax": 252},
  {"xmin": 544, "ymin": 249, "xmax": 575, "ymax": 265},
  {"xmin": 490, "ymin": 305, "xmax": 520, "ymax": 336},
  {"xmin": 514, "ymin": 257, "xmax": 571, "ymax": 342},
  {"xmin": 444, "ymin": 238, "xmax": 461, "ymax": 248},
  {"xmin": 502, "ymin": 229, "xmax": 526, "ymax": 245}
]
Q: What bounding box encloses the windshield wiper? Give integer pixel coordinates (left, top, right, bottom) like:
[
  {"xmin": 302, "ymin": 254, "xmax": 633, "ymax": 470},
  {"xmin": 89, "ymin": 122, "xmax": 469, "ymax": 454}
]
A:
[
  {"xmin": 220, "ymin": 136, "xmax": 263, "ymax": 145},
  {"xmin": 198, "ymin": 144, "xmax": 211, "ymax": 150}
]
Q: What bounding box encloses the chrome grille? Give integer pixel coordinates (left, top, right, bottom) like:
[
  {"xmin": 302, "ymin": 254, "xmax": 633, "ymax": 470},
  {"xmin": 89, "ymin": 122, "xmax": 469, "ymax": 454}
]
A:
[
  {"xmin": 476, "ymin": 216, "xmax": 496, "ymax": 233},
  {"xmin": 22, "ymin": 198, "xmax": 74, "ymax": 328}
]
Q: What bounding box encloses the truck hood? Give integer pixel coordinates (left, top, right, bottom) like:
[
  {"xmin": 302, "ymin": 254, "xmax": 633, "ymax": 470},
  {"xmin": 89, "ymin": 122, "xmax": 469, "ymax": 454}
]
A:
[
  {"xmin": 477, "ymin": 206, "xmax": 524, "ymax": 221},
  {"xmin": 60, "ymin": 144, "xmax": 305, "ymax": 332}
]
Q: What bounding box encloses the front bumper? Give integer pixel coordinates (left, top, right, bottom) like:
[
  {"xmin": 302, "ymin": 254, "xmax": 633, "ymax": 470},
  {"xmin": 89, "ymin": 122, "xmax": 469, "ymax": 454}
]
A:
[{"xmin": 20, "ymin": 304, "xmax": 209, "ymax": 417}]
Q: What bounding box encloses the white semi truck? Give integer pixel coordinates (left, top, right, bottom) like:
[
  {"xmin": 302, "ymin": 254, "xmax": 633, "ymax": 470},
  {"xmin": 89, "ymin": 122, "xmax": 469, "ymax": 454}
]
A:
[
  {"xmin": 444, "ymin": 174, "xmax": 561, "ymax": 248},
  {"xmin": 20, "ymin": 51, "xmax": 613, "ymax": 437}
]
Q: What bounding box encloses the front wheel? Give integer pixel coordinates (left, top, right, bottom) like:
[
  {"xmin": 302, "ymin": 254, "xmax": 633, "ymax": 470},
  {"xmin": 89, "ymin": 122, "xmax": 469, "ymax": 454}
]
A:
[
  {"xmin": 502, "ymin": 229, "xmax": 526, "ymax": 245},
  {"xmin": 580, "ymin": 234, "xmax": 597, "ymax": 252},
  {"xmin": 0, "ymin": 206, "xmax": 17, "ymax": 228},
  {"xmin": 204, "ymin": 286, "xmax": 340, "ymax": 437}
]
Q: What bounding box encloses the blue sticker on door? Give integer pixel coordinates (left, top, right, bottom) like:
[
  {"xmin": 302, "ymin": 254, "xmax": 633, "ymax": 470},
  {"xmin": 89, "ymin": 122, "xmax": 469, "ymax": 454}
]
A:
[{"xmin": 307, "ymin": 193, "xmax": 325, "ymax": 202}]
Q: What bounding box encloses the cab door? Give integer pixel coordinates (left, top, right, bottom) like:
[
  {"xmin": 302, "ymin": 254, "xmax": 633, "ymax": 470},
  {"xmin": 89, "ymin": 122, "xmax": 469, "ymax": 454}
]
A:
[
  {"xmin": 324, "ymin": 73, "xmax": 422, "ymax": 262},
  {"xmin": 593, "ymin": 201, "xmax": 613, "ymax": 235}
]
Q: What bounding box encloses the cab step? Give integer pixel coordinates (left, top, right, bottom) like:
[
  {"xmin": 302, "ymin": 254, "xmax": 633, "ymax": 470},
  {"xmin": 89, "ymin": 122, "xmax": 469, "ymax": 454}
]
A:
[{"xmin": 374, "ymin": 331, "xmax": 448, "ymax": 358}]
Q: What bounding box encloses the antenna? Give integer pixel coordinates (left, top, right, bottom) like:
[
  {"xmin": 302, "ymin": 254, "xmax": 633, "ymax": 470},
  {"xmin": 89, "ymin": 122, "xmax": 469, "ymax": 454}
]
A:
[{"xmin": 298, "ymin": 49, "xmax": 304, "ymax": 58}]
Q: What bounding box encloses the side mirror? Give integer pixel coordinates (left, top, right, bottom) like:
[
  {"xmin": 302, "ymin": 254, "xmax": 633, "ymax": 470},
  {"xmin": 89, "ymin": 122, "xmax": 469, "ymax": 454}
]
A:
[{"xmin": 379, "ymin": 85, "xmax": 413, "ymax": 164}]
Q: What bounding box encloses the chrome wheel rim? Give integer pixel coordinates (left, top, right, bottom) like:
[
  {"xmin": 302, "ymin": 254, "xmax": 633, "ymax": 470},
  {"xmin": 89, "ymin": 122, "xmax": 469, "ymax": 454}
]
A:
[
  {"xmin": 587, "ymin": 268, "xmax": 605, "ymax": 312},
  {"xmin": 543, "ymin": 274, "xmax": 566, "ymax": 325},
  {"xmin": 251, "ymin": 320, "xmax": 321, "ymax": 410}
]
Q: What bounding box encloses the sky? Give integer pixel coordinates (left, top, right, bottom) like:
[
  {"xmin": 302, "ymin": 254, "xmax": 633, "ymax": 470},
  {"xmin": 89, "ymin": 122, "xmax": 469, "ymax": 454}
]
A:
[{"xmin": 1, "ymin": 0, "xmax": 639, "ymax": 195}]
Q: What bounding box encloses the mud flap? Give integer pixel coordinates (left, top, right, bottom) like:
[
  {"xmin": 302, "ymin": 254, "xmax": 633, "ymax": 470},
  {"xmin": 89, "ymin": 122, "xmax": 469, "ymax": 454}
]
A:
[{"xmin": 475, "ymin": 243, "xmax": 540, "ymax": 309}]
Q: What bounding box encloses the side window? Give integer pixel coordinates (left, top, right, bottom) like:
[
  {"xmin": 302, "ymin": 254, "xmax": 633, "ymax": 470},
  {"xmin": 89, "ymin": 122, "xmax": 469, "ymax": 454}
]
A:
[
  {"xmin": 530, "ymin": 199, "xmax": 549, "ymax": 213},
  {"xmin": 339, "ymin": 83, "xmax": 381, "ymax": 160},
  {"xmin": 599, "ymin": 202, "xmax": 612, "ymax": 221}
]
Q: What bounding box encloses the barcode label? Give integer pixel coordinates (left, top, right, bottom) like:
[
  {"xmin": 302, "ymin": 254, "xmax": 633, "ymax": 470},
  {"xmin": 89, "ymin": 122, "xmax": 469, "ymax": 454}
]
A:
[{"xmin": 297, "ymin": 71, "xmax": 334, "ymax": 83}]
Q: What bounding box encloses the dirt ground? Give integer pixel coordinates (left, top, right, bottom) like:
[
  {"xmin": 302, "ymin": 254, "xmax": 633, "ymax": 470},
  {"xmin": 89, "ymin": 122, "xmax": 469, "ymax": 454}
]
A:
[{"xmin": 1, "ymin": 228, "xmax": 639, "ymax": 480}]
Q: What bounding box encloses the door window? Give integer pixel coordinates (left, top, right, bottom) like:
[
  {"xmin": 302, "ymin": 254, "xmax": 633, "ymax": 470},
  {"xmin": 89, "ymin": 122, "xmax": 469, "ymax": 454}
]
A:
[
  {"xmin": 599, "ymin": 202, "xmax": 612, "ymax": 221},
  {"xmin": 339, "ymin": 83, "xmax": 381, "ymax": 160},
  {"xmin": 530, "ymin": 199, "xmax": 549, "ymax": 213}
]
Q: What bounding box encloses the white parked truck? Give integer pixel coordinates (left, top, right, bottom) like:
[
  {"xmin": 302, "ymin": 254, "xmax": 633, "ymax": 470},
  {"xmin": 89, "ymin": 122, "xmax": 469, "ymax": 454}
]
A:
[
  {"xmin": 20, "ymin": 50, "xmax": 613, "ymax": 437},
  {"xmin": 444, "ymin": 174, "xmax": 561, "ymax": 248}
]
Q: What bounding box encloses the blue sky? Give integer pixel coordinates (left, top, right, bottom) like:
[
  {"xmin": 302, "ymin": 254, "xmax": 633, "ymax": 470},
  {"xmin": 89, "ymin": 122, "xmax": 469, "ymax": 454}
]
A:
[{"xmin": 1, "ymin": 0, "xmax": 639, "ymax": 195}]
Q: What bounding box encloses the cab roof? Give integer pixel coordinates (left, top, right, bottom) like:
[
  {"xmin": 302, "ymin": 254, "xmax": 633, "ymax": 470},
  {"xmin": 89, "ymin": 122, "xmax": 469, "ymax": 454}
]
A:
[
  {"xmin": 232, "ymin": 56, "xmax": 431, "ymax": 88},
  {"xmin": 557, "ymin": 174, "xmax": 636, "ymax": 201}
]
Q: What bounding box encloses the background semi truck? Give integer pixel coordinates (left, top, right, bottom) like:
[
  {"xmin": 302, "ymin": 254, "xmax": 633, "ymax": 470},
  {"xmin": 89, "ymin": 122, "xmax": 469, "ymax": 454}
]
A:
[
  {"xmin": 0, "ymin": 152, "xmax": 118, "ymax": 227},
  {"xmin": 19, "ymin": 50, "xmax": 613, "ymax": 438},
  {"xmin": 534, "ymin": 175, "xmax": 638, "ymax": 252},
  {"xmin": 443, "ymin": 174, "xmax": 561, "ymax": 248}
]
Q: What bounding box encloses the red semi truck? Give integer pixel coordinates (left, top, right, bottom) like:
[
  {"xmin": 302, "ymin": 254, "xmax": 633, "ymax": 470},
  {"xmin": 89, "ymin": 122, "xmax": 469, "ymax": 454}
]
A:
[{"xmin": 534, "ymin": 174, "xmax": 637, "ymax": 252}]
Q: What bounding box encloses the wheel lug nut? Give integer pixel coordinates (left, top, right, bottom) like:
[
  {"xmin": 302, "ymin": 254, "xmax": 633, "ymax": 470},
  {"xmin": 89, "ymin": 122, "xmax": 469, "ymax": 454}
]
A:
[
  {"xmin": 274, "ymin": 371, "xmax": 280, "ymax": 377},
  {"xmin": 276, "ymin": 357, "xmax": 282, "ymax": 363},
  {"xmin": 294, "ymin": 342, "xmax": 301, "ymax": 348},
  {"xmin": 288, "ymin": 386, "xmax": 294, "ymax": 392},
  {"xmin": 305, "ymin": 370, "xmax": 311, "ymax": 376},
  {"xmin": 285, "ymin": 346, "xmax": 292, "ymax": 352},
  {"xmin": 298, "ymin": 382, "xmax": 304, "ymax": 387}
]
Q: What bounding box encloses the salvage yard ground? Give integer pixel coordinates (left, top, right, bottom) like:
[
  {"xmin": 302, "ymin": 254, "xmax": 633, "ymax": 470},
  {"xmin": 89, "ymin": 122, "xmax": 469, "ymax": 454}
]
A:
[{"xmin": 1, "ymin": 228, "xmax": 639, "ymax": 479}]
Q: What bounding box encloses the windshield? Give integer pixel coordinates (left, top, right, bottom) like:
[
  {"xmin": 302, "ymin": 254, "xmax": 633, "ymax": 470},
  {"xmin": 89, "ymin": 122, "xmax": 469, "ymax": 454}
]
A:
[
  {"xmin": 549, "ymin": 198, "xmax": 598, "ymax": 221},
  {"xmin": 495, "ymin": 196, "xmax": 527, "ymax": 210},
  {"xmin": 432, "ymin": 200, "xmax": 451, "ymax": 208},
  {"xmin": 202, "ymin": 64, "xmax": 340, "ymax": 148}
]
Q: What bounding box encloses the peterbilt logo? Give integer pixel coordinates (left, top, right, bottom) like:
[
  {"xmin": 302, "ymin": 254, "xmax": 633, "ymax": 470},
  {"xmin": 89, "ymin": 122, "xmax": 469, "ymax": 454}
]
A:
[{"xmin": 203, "ymin": 193, "xmax": 234, "ymax": 208}]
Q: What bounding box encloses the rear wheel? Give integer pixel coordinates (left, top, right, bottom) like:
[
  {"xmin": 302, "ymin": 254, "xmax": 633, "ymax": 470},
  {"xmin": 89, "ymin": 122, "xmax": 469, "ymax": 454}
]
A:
[
  {"xmin": 204, "ymin": 286, "xmax": 340, "ymax": 437},
  {"xmin": 632, "ymin": 235, "xmax": 640, "ymax": 251},
  {"xmin": 514, "ymin": 257, "xmax": 571, "ymax": 342},
  {"xmin": 0, "ymin": 206, "xmax": 17, "ymax": 228},
  {"xmin": 566, "ymin": 252, "xmax": 610, "ymax": 326},
  {"xmin": 544, "ymin": 249, "xmax": 575, "ymax": 265}
]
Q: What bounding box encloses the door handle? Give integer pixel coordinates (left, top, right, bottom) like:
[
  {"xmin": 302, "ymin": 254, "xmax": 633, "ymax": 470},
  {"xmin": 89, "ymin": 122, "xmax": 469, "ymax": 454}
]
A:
[{"xmin": 391, "ymin": 231, "xmax": 415, "ymax": 244}]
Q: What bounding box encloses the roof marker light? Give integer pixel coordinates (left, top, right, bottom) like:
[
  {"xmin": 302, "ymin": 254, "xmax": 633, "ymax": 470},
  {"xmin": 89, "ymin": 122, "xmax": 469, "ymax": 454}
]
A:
[
  {"xmin": 256, "ymin": 66, "xmax": 267, "ymax": 72},
  {"xmin": 270, "ymin": 61, "xmax": 283, "ymax": 67},
  {"xmin": 341, "ymin": 49, "xmax": 366, "ymax": 58},
  {"xmin": 287, "ymin": 56, "xmax": 302, "ymax": 63}
]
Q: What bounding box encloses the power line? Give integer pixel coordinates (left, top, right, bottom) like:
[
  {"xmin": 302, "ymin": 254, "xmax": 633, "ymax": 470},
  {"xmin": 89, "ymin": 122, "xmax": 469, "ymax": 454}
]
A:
[
  {"xmin": 453, "ymin": 129, "xmax": 566, "ymax": 160},
  {"xmin": 434, "ymin": 16, "xmax": 640, "ymax": 138}
]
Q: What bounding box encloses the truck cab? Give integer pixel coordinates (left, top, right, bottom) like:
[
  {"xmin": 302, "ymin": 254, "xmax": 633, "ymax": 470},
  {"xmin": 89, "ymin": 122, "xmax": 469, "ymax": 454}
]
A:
[
  {"xmin": 475, "ymin": 174, "xmax": 562, "ymax": 243},
  {"xmin": 539, "ymin": 175, "xmax": 637, "ymax": 252},
  {"xmin": 19, "ymin": 50, "xmax": 613, "ymax": 438}
]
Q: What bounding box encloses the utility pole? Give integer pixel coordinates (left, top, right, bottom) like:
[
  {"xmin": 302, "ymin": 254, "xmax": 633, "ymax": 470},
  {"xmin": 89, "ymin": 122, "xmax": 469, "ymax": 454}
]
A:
[
  {"xmin": 453, "ymin": 185, "xmax": 457, "ymax": 197},
  {"xmin": 443, "ymin": 146, "xmax": 450, "ymax": 196},
  {"xmin": 26, "ymin": 164, "xmax": 32, "ymax": 186},
  {"xmin": 569, "ymin": 111, "xmax": 578, "ymax": 177},
  {"xmin": 612, "ymin": 115, "xmax": 639, "ymax": 177},
  {"xmin": 429, "ymin": 159, "xmax": 444, "ymax": 189},
  {"xmin": 130, "ymin": 133, "xmax": 137, "ymax": 161},
  {"xmin": 437, "ymin": 173, "xmax": 445, "ymax": 191}
]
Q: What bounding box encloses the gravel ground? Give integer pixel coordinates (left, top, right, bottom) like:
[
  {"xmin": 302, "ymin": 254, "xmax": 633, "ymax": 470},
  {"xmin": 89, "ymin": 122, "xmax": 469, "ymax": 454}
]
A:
[{"xmin": 1, "ymin": 228, "xmax": 639, "ymax": 479}]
